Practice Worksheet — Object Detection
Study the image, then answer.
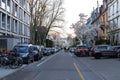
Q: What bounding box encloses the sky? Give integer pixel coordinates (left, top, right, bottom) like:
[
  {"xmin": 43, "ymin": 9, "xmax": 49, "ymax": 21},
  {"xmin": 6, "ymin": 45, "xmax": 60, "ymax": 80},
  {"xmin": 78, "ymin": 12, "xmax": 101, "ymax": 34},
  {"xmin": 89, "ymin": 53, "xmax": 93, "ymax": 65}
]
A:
[{"xmin": 63, "ymin": 0, "xmax": 102, "ymax": 34}]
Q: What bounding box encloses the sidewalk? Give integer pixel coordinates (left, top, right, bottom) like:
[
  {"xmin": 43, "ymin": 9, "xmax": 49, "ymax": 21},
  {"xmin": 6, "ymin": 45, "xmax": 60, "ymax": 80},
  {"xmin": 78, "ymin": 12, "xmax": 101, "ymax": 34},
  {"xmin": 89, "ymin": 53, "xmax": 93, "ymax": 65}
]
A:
[
  {"xmin": 0, "ymin": 67, "xmax": 18, "ymax": 79},
  {"xmin": 0, "ymin": 65, "xmax": 26, "ymax": 79},
  {"xmin": 0, "ymin": 57, "xmax": 47, "ymax": 79}
]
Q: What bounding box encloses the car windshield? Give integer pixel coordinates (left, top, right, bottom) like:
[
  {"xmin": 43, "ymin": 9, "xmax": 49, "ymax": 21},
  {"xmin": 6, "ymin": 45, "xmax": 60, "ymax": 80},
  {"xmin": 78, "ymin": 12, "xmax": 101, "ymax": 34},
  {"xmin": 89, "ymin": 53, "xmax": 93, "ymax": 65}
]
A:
[
  {"xmin": 77, "ymin": 46, "xmax": 87, "ymax": 48},
  {"xmin": 17, "ymin": 46, "xmax": 29, "ymax": 53}
]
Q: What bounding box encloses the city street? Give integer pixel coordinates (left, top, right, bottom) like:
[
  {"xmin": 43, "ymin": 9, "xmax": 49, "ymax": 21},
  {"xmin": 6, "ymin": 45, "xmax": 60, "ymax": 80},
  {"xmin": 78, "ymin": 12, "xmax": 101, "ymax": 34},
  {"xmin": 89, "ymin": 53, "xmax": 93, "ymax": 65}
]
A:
[
  {"xmin": 1, "ymin": 0, "xmax": 120, "ymax": 80},
  {"xmin": 1, "ymin": 50, "xmax": 120, "ymax": 80}
]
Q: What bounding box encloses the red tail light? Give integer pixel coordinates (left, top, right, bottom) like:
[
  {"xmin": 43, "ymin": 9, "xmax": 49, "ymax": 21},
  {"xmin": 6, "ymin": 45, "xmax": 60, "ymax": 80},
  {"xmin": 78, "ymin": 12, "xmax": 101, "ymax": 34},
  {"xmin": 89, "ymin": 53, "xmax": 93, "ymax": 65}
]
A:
[
  {"xmin": 83, "ymin": 48, "xmax": 88, "ymax": 51},
  {"xmin": 77, "ymin": 48, "xmax": 82, "ymax": 51},
  {"xmin": 91, "ymin": 49, "xmax": 95, "ymax": 54}
]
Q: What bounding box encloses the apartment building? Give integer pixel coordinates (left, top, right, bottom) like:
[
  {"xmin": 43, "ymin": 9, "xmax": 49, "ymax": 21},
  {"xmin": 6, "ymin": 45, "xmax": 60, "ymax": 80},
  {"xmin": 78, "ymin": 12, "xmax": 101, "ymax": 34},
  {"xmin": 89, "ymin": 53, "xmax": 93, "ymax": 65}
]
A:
[
  {"xmin": 0, "ymin": 0, "xmax": 30, "ymax": 50},
  {"xmin": 108, "ymin": 0, "xmax": 120, "ymax": 45},
  {"xmin": 99, "ymin": 0, "xmax": 108, "ymax": 40},
  {"xmin": 85, "ymin": 0, "xmax": 108, "ymax": 46}
]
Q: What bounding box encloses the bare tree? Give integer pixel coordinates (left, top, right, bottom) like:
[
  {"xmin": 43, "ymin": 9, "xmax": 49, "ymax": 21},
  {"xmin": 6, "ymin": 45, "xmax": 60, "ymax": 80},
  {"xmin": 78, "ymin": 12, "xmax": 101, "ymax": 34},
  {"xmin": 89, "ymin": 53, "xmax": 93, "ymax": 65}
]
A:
[{"xmin": 28, "ymin": 0, "xmax": 65, "ymax": 45}]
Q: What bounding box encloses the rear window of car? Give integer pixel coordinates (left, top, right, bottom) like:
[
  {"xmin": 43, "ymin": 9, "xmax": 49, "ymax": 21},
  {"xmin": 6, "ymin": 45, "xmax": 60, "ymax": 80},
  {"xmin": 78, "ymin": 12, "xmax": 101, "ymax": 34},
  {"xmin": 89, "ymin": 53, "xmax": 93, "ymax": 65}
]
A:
[
  {"xmin": 77, "ymin": 46, "xmax": 87, "ymax": 48},
  {"xmin": 95, "ymin": 45, "xmax": 112, "ymax": 50},
  {"xmin": 97, "ymin": 46, "xmax": 107, "ymax": 49}
]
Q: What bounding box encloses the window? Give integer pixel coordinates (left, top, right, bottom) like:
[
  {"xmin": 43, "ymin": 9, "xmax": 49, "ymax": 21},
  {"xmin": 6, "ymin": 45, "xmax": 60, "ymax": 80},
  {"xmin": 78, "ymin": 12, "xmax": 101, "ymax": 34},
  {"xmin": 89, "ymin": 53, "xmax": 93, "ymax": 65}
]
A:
[
  {"xmin": 7, "ymin": 16, "xmax": 10, "ymax": 31},
  {"xmin": 114, "ymin": 18, "xmax": 118, "ymax": 28},
  {"xmin": 1, "ymin": 0, "xmax": 5, "ymax": 9},
  {"xmin": 117, "ymin": 1, "xmax": 119, "ymax": 12},
  {"xmin": 109, "ymin": 20, "xmax": 114, "ymax": 30},
  {"xmin": 103, "ymin": 0, "xmax": 107, "ymax": 9},
  {"xmin": 118, "ymin": 16, "xmax": 120, "ymax": 28},
  {"xmin": 2, "ymin": 13, "xmax": 6, "ymax": 29},
  {"xmin": 118, "ymin": 0, "xmax": 120, "ymax": 12},
  {"xmin": 15, "ymin": 4, "xmax": 18, "ymax": 17},
  {"xmin": 19, "ymin": 0, "xmax": 24, "ymax": 6},
  {"xmin": 23, "ymin": 0, "xmax": 26, "ymax": 9},
  {"xmin": 114, "ymin": 2, "xmax": 117, "ymax": 13},
  {"xmin": 108, "ymin": 7, "xmax": 110, "ymax": 17},
  {"xmin": 12, "ymin": 2, "xmax": 15, "ymax": 15},
  {"xmin": 19, "ymin": 8, "xmax": 21, "ymax": 18},
  {"xmin": 109, "ymin": 6, "xmax": 113, "ymax": 16},
  {"xmin": 0, "ymin": 0, "xmax": 1, "ymax": 6},
  {"xmin": 0, "ymin": 12, "xmax": 1, "ymax": 28},
  {"xmin": 15, "ymin": 20, "xmax": 17, "ymax": 33},
  {"xmin": 26, "ymin": 2, "xmax": 30, "ymax": 12},
  {"xmin": 11, "ymin": 18, "xmax": 14, "ymax": 32},
  {"xmin": 113, "ymin": 4, "xmax": 114, "ymax": 15},
  {"xmin": 19, "ymin": 22, "xmax": 22, "ymax": 35},
  {"xmin": 26, "ymin": 14, "xmax": 30, "ymax": 24},
  {"xmin": 24, "ymin": 11, "xmax": 25, "ymax": 21},
  {"xmin": 20, "ymin": 9, "xmax": 23, "ymax": 20},
  {"xmin": 27, "ymin": 26, "xmax": 30, "ymax": 36},
  {"xmin": 22, "ymin": 24, "xmax": 24, "ymax": 35},
  {"xmin": 7, "ymin": 0, "xmax": 10, "ymax": 12}
]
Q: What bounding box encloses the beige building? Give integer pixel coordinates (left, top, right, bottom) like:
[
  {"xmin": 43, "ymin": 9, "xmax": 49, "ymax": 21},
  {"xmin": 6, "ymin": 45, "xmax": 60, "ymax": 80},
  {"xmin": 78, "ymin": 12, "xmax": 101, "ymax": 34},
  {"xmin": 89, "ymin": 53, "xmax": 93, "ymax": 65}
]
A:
[{"xmin": 99, "ymin": 0, "xmax": 108, "ymax": 40}]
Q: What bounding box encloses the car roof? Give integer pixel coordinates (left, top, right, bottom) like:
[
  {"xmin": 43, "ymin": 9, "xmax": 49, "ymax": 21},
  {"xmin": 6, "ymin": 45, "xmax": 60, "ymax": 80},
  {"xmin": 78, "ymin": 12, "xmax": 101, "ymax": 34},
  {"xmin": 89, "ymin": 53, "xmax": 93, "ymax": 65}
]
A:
[
  {"xmin": 113, "ymin": 45, "xmax": 120, "ymax": 47},
  {"xmin": 96, "ymin": 44, "xmax": 111, "ymax": 46},
  {"xmin": 15, "ymin": 44, "xmax": 32, "ymax": 47}
]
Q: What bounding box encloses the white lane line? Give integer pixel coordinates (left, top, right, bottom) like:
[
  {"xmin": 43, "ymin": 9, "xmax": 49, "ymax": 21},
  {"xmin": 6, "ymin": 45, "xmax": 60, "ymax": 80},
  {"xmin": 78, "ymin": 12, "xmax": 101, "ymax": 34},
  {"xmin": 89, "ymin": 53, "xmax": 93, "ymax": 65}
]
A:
[
  {"xmin": 36, "ymin": 53, "xmax": 59, "ymax": 67},
  {"xmin": 69, "ymin": 52, "xmax": 73, "ymax": 56}
]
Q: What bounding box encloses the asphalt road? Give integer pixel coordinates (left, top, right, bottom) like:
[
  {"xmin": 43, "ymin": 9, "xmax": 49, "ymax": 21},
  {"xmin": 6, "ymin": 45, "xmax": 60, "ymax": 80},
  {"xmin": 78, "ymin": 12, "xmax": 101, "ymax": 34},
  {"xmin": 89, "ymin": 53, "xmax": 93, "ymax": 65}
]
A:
[{"xmin": 1, "ymin": 50, "xmax": 120, "ymax": 80}]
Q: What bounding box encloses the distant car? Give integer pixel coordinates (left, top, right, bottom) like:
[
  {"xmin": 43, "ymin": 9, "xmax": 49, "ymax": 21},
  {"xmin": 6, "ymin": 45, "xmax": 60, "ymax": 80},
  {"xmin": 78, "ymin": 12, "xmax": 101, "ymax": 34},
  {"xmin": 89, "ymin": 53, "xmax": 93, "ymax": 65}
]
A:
[
  {"xmin": 113, "ymin": 46, "xmax": 120, "ymax": 58},
  {"xmin": 32, "ymin": 45, "xmax": 43, "ymax": 61},
  {"xmin": 74, "ymin": 45, "xmax": 89, "ymax": 57},
  {"xmin": 91, "ymin": 44, "xmax": 118, "ymax": 59},
  {"xmin": 69, "ymin": 48, "xmax": 75, "ymax": 53},
  {"xmin": 113, "ymin": 46, "xmax": 120, "ymax": 52},
  {"xmin": 42, "ymin": 48, "xmax": 51, "ymax": 56}
]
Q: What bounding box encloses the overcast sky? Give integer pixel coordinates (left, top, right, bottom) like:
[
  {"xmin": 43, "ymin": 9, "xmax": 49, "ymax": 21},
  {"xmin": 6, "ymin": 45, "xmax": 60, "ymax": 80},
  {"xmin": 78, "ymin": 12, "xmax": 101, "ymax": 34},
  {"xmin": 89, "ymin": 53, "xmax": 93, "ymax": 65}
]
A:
[{"xmin": 63, "ymin": 0, "xmax": 102, "ymax": 28}]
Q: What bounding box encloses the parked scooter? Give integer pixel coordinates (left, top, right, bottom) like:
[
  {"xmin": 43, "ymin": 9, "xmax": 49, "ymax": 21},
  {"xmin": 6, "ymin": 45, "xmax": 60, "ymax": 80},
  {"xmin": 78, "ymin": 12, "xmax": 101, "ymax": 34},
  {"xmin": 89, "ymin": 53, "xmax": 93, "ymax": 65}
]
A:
[{"xmin": 0, "ymin": 50, "xmax": 23, "ymax": 69}]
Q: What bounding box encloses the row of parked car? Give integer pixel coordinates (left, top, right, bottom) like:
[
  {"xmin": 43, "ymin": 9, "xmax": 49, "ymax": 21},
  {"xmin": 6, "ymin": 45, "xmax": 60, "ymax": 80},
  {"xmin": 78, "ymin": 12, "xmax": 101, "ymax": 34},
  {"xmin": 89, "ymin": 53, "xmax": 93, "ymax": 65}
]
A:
[
  {"xmin": 13, "ymin": 43, "xmax": 60, "ymax": 64},
  {"xmin": 69, "ymin": 44, "xmax": 120, "ymax": 59}
]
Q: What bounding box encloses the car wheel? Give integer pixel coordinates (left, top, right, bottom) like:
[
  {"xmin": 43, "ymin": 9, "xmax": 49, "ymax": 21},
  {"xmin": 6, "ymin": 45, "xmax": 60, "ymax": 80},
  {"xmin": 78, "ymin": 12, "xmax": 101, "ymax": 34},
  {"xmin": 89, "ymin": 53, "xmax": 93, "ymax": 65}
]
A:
[
  {"xmin": 31, "ymin": 57, "xmax": 34, "ymax": 62},
  {"xmin": 118, "ymin": 53, "xmax": 120, "ymax": 58},
  {"xmin": 26, "ymin": 58, "xmax": 31, "ymax": 64}
]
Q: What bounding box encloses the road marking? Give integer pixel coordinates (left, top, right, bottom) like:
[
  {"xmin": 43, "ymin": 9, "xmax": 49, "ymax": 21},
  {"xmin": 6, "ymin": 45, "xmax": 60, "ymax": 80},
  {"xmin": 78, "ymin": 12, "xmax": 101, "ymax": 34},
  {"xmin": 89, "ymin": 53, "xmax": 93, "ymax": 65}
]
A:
[
  {"xmin": 36, "ymin": 52, "xmax": 59, "ymax": 67},
  {"xmin": 73, "ymin": 63, "xmax": 86, "ymax": 80},
  {"xmin": 69, "ymin": 52, "xmax": 73, "ymax": 56}
]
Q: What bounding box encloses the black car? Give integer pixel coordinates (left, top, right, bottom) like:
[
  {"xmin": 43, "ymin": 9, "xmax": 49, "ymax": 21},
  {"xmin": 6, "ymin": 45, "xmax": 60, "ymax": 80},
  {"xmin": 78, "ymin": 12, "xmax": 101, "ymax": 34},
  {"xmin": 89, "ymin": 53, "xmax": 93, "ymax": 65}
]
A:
[
  {"xmin": 92, "ymin": 45, "xmax": 118, "ymax": 59},
  {"xmin": 32, "ymin": 45, "xmax": 43, "ymax": 61}
]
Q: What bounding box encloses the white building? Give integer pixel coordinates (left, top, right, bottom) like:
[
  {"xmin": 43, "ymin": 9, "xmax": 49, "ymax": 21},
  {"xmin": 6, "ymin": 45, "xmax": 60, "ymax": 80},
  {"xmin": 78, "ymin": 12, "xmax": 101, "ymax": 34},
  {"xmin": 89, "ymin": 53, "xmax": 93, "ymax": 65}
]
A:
[
  {"xmin": 0, "ymin": 0, "xmax": 30, "ymax": 50},
  {"xmin": 108, "ymin": 0, "xmax": 120, "ymax": 45},
  {"xmin": 0, "ymin": 0, "xmax": 30, "ymax": 43}
]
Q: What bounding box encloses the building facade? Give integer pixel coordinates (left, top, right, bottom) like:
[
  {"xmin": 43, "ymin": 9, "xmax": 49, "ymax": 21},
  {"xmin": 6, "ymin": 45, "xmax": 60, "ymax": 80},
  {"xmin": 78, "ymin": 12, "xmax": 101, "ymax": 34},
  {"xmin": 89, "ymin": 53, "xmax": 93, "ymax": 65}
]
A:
[
  {"xmin": 107, "ymin": 0, "xmax": 120, "ymax": 45},
  {"xmin": 85, "ymin": 0, "xmax": 108, "ymax": 46},
  {"xmin": 0, "ymin": 0, "xmax": 30, "ymax": 43},
  {"xmin": 99, "ymin": 0, "xmax": 108, "ymax": 40}
]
